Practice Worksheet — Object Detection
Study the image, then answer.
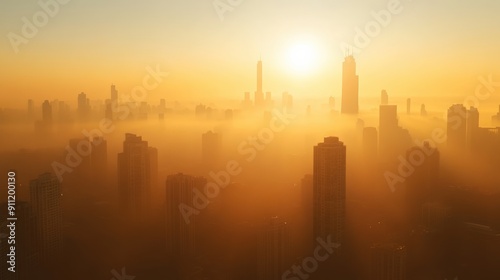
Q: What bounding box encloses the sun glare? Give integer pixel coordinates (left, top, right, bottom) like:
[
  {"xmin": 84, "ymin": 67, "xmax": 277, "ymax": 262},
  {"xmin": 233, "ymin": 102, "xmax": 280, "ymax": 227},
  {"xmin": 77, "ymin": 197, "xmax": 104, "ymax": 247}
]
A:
[{"xmin": 286, "ymin": 41, "xmax": 320, "ymax": 76}]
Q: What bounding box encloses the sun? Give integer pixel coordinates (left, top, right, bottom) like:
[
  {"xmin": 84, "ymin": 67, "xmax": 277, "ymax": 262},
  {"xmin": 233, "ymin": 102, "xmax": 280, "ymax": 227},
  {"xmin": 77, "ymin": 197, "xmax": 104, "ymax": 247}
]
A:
[{"xmin": 286, "ymin": 41, "xmax": 320, "ymax": 76}]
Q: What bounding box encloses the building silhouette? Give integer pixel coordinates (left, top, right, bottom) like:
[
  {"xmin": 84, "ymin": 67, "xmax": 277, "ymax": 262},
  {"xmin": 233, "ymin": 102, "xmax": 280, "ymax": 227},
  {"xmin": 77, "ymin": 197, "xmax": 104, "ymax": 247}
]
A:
[
  {"xmin": 313, "ymin": 137, "xmax": 346, "ymax": 255},
  {"xmin": 379, "ymin": 105, "xmax": 412, "ymax": 160},
  {"xmin": 165, "ymin": 173, "xmax": 207, "ymax": 260},
  {"xmin": 117, "ymin": 133, "xmax": 157, "ymax": 219},
  {"xmin": 202, "ymin": 130, "xmax": 221, "ymax": 169},
  {"xmin": 255, "ymin": 60, "xmax": 264, "ymax": 107},
  {"xmin": 381, "ymin": 90, "xmax": 388, "ymax": 105},
  {"xmin": 341, "ymin": 55, "xmax": 359, "ymax": 114},
  {"xmin": 77, "ymin": 92, "xmax": 91, "ymax": 120},
  {"xmin": 370, "ymin": 243, "xmax": 407, "ymax": 280},
  {"xmin": 447, "ymin": 104, "xmax": 467, "ymax": 150},
  {"xmin": 257, "ymin": 216, "xmax": 289, "ymax": 280},
  {"xmin": 405, "ymin": 142, "xmax": 440, "ymax": 226},
  {"xmin": 42, "ymin": 100, "xmax": 52, "ymax": 123},
  {"xmin": 30, "ymin": 173, "xmax": 63, "ymax": 262},
  {"xmin": 110, "ymin": 84, "xmax": 118, "ymax": 103}
]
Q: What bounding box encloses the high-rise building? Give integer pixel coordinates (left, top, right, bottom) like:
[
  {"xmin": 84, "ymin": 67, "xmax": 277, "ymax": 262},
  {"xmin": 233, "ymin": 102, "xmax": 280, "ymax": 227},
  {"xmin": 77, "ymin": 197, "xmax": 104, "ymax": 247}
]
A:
[
  {"xmin": 30, "ymin": 173, "xmax": 63, "ymax": 261},
  {"xmin": 381, "ymin": 90, "xmax": 388, "ymax": 105},
  {"xmin": 255, "ymin": 60, "xmax": 264, "ymax": 107},
  {"xmin": 405, "ymin": 142, "xmax": 440, "ymax": 225},
  {"xmin": 42, "ymin": 100, "xmax": 52, "ymax": 123},
  {"xmin": 165, "ymin": 173, "xmax": 207, "ymax": 259},
  {"xmin": 379, "ymin": 105, "xmax": 412, "ymax": 160},
  {"xmin": 341, "ymin": 55, "xmax": 359, "ymax": 114},
  {"xmin": 77, "ymin": 92, "xmax": 90, "ymax": 120},
  {"xmin": 492, "ymin": 105, "xmax": 500, "ymax": 124},
  {"xmin": 406, "ymin": 98, "xmax": 411, "ymax": 115},
  {"xmin": 370, "ymin": 243, "xmax": 407, "ymax": 280},
  {"xmin": 117, "ymin": 133, "xmax": 157, "ymax": 218},
  {"xmin": 313, "ymin": 137, "xmax": 346, "ymax": 255},
  {"xmin": 467, "ymin": 106, "xmax": 480, "ymax": 150},
  {"xmin": 202, "ymin": 130, "xmax": 221, "ymax": 168},
  {"xmin": 257, "ymin": 216, "xmax": 289, "ymax": 280},
  {"xmin": 447, "ymin": 104, "xmax": 467, "ymax": 150},
  {"xmin": 28, "ymin": 99, "xmax": 35, "ymax": 119},
  {"xmin": 110, "ymin": 84, "xmax": 118, "ymax": 103}
]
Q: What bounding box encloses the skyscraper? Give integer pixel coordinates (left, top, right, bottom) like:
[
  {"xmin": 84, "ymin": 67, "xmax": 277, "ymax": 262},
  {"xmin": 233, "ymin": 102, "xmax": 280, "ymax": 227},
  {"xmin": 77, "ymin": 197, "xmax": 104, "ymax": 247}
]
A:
[
  {"xmin": 165, "ymin": 173, "xmax": 207, "ymax": 259},
  {"xmin": 466, "ymin": 106, "xmax": 479, "ymax": 150},
  {"xmin": 405, "ymin": 142, "xmax": 440, "ymax": 226},
  {"xmin": 257, "ymin": 216, "xmax": 289, "ymax": 280},
  {"xmin": 202, "ymin": 130, "xmax": 221, "ymax": 169},
  {"xmin": 117, "ymin": 133, "xmax": 157, "ymax": 218},
  {"xmin": 341, "ymin": 55, "xmax": 359, "ymax": 114},
  {"xmin": 42, "ymin": 100, "xmax": 52, "ymax": 123},
  {"xmin": 447, "ymin": 104, "xmax": 467, "ymax": 150},
  {"xmin": 379, "ymin": 105, "xmax": 412, "ymax": 160},
  {"xmin": 255, "ymin": 60, "xmax": 264, "ymax": 107},
  {"xmin": 110, "ymin": 84, "xmax": 118, "ymax": 103},
  {"xmin": 313, "ymin": 137, "xmax": 346, "ymax": 255},
  {"xmin": 30, "ymin": 173, "xmax": 63, "ymax": 261},
  {"xmin": 77, "ymin": 92, "xmax": 90, "ymax": 120},
  {"xmin": 370, "ymin": 243, "xmax": 407, "ymax": 280},
  {"xmin": 381, "ymin": 90, "xmax": 389, "ymax": 105}
]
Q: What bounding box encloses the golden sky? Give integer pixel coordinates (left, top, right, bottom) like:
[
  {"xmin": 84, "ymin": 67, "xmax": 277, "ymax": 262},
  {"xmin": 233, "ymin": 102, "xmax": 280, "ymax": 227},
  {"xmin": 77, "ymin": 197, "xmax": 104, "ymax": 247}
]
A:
[{"xmin": 1, "ymin": 0, "xmax": 500, "ymax": 108}]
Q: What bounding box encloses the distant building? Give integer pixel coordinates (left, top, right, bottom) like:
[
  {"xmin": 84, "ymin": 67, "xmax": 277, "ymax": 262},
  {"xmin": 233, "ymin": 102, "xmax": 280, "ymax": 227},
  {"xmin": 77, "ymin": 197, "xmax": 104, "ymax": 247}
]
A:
[
  {"xmin": 77, "ymin": 92, "xmax": 90, "ymax": 120},
  {"xmin": 341, "ymin": 55, "xmax": 359, "ymax": 114},
  {"xmin": 117, "ymin": 133, "xmax": 157, "ymax": 218},
  {"xmin": 255, "ymin": 60, "xmax": 265, "ymax": 107},
  {"xmin": 379, "ymin": 105, "xmax": 412, "ymax": 160},
  {"xmin": 447, "ymin": 104, "xmax": 467, "ymax": 150},
  {"xmin": 42, "ymin": 100, "xmax": 52, "ymax": 123},
  {"xmin": 202, "ymin": 130, "xmax": 221, "ymax": 168},
  {"xmin": 381, "ymin": 90, "xmax": 388, "ymax": 105},
  {"xmin": 110, "ymin": 84, "xmax": 118, "ymax": 103}
]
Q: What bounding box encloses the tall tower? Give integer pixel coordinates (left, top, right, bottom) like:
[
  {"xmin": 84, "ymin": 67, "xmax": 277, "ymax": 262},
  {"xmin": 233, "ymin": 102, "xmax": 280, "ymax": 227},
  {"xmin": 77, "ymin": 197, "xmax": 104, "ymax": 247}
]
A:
[
  {"xmin": 255, "ymin": 59, "xmax": 264, "ymax": 107},
  {"xmin": 370, "ymin": 243, "xmax": 407, "ymax": 280},
  {"xmin": 110, "ymin": 84, "xmax": 118, "ymax": 103},
  {"xmin": 117, "ymin": 133, "xmax": 157, "ymax": 218},
  {"xmin": 202, "ymin": 130, "xmax": 221, "ymax": 169},
  {"xmin": 447, "ymin": 104, "xmax": 467, "ymax": 150},
  {"xmin": 165, "ymin": 173, "xmax": 207, "ymax": 260},
  {"xmin": 257, "ymin": 216, "xmax": 289, "ymax": 280},
  {"xmin": 30, "ymin": 173, "xmax": 63, "ymax": 261},
  {"xmin": 42, "ymin": 100, "xmax": 52, "ymax": 123},
  {"xmin": 313, "ymin": 137, "xmax": 346, "ymax": 255},
  {"xmin": 341, "ymin": 55, "xmax": 359, "ymax": 114}
]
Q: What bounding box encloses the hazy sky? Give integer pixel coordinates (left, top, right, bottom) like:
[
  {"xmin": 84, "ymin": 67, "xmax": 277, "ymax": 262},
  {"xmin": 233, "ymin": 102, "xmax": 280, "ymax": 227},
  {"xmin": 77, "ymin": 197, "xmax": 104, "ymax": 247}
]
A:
[{"xmin": 1, "ymin": 0, "xmax": 500, "ymax": 108}]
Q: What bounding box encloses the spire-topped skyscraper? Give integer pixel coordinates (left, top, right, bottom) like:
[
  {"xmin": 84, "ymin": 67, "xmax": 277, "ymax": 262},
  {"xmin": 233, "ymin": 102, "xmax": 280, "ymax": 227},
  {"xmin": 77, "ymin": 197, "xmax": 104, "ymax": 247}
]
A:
[
  {"xmin": 255, "ymin": 59, "xmax": 264, "ymax": 107},
  {"xmin": 341, "ymin": 55, "xmax": 359, "ymax": 114}
]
